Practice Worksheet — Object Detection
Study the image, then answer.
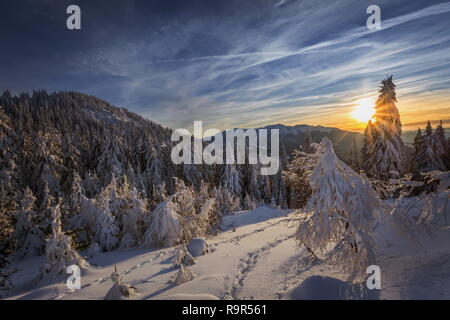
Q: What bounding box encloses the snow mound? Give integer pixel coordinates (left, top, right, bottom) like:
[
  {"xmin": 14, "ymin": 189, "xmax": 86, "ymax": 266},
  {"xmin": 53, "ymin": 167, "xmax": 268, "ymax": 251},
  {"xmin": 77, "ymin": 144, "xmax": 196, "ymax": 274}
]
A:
[
  {"xmin": 187, "ymin": 238, "xmax": 209, "ymax": 257},
  {"xmin": 160, "ymin": 293, "xmax": 220, "ymax": 300},
  {"xmin": 221, "ymin": 206, "xmax": 286, "ymax": 230},
  {"xmin": 286, "ymin": 276, "xmax": 379, "ymax": 300}
]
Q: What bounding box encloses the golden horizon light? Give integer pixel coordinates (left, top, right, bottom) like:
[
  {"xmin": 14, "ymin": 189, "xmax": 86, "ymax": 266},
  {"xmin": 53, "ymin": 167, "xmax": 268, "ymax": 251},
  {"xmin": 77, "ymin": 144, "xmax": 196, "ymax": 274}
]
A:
[{"xmin": 350, "ymin": 97, "xmax": 376, "ymax": 124}]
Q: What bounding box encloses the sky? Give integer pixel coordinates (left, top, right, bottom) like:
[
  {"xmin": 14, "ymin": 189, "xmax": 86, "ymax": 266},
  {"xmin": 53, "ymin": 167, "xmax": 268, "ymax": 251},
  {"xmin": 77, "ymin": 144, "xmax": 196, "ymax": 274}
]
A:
[{"xmin": 0, "ymin": 0, "xmax": 449, "ymax": 132}]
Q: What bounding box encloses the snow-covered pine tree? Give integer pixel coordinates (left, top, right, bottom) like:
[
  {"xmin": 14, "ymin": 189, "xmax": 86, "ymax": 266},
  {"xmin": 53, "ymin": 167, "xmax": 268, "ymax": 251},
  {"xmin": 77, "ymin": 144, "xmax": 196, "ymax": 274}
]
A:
[
  {"xmin": 13, "ymin": 188, "xmax": 45, "ymax": 260},
  {"xmin": 61, "ymin": 134, "xmax": 81, "ymax": 192},
  {"xmin": 74, "ymin": 194, "xmax": 119, "ymax": 252},
  {"xmin": 283, "ymin": 149, "xmax": 317, "ymax": 209},
  {"xmin": 246, "ymin": 164, "xmax": 261, "ymax": 203},
  {"xmin": 142, "ymin": 200, "xmax": 184, "ymax": 248},
  {"xmin": 0, "ymin": 184, "xmax": 16, "ymax": 265},
  {"xmin": 297, "ymin": 138, "xmax": 383, "ymax": 272},
  {"xmin": 38, "ymin": 181, "xmax": 56, "ymax": 235},
  {"xmin": 82, "ymin": 170, "xmax": 101, "ymax": 198},
  {"xmin": 195, "ymin": 198, "xmax": 220, "ymax": 235},
  {"xmin": 259, "ymin": 172, "xmax": 271, "ymax": 205},
  {"xmin": 125, "ymin": 163, "xmax": 137, "ymax": 190},
  {"xmin": 348, "ymin": 137, "xmax": 359, "ymax": 171},
  {"xmin": 434, "ymin": 121, "xmax": 450, "ymax": 169},
  {"xmin": 431, "ymin": 121, "xmax": 447, "ymax": 171},
  {"xmin": 213, "ymin": 185, "xmax": 241, "ymax": 215},
  {"xmin": 120, "ymin": 188, "xmax": 147, "ymax": 248},
  {"xmin": 415, "ymin": 122, "xmax": 446, "ymax": 172},
  {"xmin": 151, "ymin": 182, "xmax": 167, "ymax": 209},
  {"xmin": 243, "ymin": 192, "xmax": 256, "ymax": 210},
  {"xmin": 30, "ymin": 132, "xmax": 61, "ymax": 196},
  {"xmin": 96, "ymin": 133, "xmax": 125, "ymax": 185},
  {"xmin": 41, "ymin": 201, "xmax": 87, "ymax": 277},
  {"xmin": 171, "ymin": 178, "xmax": 196, "ymax": 216},
  {"xmin": 183, "ymin": 163, "xmax": 202, "ymax": 190},
  {"xmin": 194, "ymin": 180, "xmax": 210, "ymax": 212},
  {"xmin": 361, "ymin": 120, "xmax": 374, "ymax": 176},
  {"xmin": 145, "ymin": 146, "xmax": 163, "ymax": 196},
  {"xmin": 95, "ymin": 190, "xmax": 120, "ymax": 252},
  {"xmin": 67, "ymin": 171, "xmax": 83, "ymax": 221},
  {"xmin": 302, "ymin": 131, "xmax": 313, "ymax": 154},
  {"xmin": 412, "ymin": 128, "xmax": 424, "ymax": 174},
  {"xmin": 362, "ymin": 76, "xmax": 405, "ymax": 180},
  {"xmin": 222, "ymin": 164, "xmax": 243, "ymax": 200}
]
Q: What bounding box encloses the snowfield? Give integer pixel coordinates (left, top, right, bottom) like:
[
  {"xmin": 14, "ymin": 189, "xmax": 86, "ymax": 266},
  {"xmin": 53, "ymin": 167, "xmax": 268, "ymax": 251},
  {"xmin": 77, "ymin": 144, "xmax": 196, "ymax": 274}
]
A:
[{"xmin": 4, "ymin": 206, "xmax": 450, "ymax": 300}]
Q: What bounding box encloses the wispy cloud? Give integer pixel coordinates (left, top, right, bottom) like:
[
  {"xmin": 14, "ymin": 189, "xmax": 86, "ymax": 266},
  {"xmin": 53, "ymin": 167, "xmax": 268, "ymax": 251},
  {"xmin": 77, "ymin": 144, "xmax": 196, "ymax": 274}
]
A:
[{"xmin": 2, "ymin": 0, "xmax": 450, "ymax": 132}]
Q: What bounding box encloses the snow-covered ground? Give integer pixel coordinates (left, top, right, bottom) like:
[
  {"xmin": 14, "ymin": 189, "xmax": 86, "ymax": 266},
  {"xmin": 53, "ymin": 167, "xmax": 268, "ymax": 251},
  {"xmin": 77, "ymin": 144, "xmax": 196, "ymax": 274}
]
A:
[{"xmin": 3, "ymin": 206, "xmax": 450, "ymax": 300}]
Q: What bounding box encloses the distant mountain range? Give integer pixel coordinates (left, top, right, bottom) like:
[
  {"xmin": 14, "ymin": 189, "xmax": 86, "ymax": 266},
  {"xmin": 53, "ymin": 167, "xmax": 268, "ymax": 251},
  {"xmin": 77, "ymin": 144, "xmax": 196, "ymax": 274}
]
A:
[
  {"xmin": 2, "ymin": 90, "xmax": 435, "ymax": 168},
  {"xmin": 258, "ymin": 124, "xmax": 364, "ymax": 161}
]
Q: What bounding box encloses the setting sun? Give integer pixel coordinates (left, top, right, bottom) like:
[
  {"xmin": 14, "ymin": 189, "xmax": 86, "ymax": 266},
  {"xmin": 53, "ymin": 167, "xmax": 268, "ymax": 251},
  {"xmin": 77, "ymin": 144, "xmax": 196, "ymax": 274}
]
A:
[{"xmin": 351, "ymin": 97, "xmax": 376, "ymax": 123}]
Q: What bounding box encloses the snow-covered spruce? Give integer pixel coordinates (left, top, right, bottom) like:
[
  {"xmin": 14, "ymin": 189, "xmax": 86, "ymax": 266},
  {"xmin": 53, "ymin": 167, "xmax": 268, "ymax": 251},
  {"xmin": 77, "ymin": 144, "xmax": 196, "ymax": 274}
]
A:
[
  {"xmin": 412, "ymin": 122, "xmax": 448, "ymax": 173},
  {"xmin": 41, "ymin": 202, "xmax": 87, "ymax": 277},
  {"xmin": 119, "ymin": 188, "xmax": 148, "ymax": 249},
  {"xmin": 362, "ymin": 76, "xmax": 405, "ymax": 180},
  {"xmin": 297, "ymin": 137, "xmax": 383, "ymax": 272},
  {"xmin": 73, "ymin": 195, "xmax": 119, "ymax": 252},
  {"xmin": 12, "ymin": 188, "xmax": 45, "ymax": 260},
  {"xmin": 142, "ymin": 200, "xmax": 184, "ymax": 248},
  {"xmin": 283, "ymin": 148, "xmax": 318, "ymax": 209},
  {"xmin": 222, "ymin": 164, "xmax": 243, "ymax": 199}
]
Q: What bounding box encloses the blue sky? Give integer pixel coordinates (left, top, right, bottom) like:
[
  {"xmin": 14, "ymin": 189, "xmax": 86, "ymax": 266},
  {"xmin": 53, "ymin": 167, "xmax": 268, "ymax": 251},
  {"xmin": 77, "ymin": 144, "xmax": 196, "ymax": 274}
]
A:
[{"xmin": 1, "ymin": 0, "xmax": 449, "ymax": 132}]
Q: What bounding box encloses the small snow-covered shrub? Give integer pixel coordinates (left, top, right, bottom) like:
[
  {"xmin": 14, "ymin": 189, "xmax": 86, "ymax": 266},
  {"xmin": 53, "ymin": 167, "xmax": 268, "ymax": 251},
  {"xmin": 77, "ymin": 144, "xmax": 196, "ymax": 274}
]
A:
[
  {"xmin": 172, "ymin": 265, "xmax": 196, "ymax": 285},
  {"xmin": 104, "ymin": 267, "xmax": 138, "ymax": 300},
  {"xmin": 172, "ymin": 246, "xmax": 196, "ymax": 267},
  {"xmin": 196, "ymin": 198, "xmax": 220, "ymax": 235}
]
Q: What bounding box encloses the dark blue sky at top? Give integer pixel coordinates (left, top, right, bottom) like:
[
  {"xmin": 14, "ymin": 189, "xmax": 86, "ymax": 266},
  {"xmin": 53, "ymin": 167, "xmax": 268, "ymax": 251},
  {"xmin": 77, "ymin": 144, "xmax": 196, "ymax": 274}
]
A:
[{"xmin": 1, "ymin": 0, "xmax": 449, "ymax": 131}]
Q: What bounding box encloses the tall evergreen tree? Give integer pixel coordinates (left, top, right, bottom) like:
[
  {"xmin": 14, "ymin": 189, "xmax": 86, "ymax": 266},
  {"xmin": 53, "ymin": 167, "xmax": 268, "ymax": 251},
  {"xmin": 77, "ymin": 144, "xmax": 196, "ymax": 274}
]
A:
[
  {"xmin": 415, "ymin": 122, "xmax": 446, "ymax": 172},
  {"xmin": 348, "ymin": 137, "xmax": 359, "ymax": 171},
  {"xmin": 434, "ymin": 121, "xmax": 448, "ymax": 169},
  {"xmin": 302, "ymin": 131, "xmax": 312, "ymax": 154},
  {"xmin": 13, "ymin": 188, "xmax": 45, "ymax": 260},
  {"xmin": 362, "ymin": 76, "xmax": 405, "ymax": 179},
  {"xmin": 222, "ymin": 164, "xmax": 243, "ymax": 199},
  {"xmin": 412, "ymin": 128, "xmax": 424, "ymax": 173},
  {"xmin": 41, "ymin": 201, "xmax": 87, "ymax": 277}
]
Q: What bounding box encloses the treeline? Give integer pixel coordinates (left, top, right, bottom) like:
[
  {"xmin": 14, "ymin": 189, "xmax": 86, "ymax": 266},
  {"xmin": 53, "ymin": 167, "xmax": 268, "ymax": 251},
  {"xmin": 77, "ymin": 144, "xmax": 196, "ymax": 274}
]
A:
[{"xmin": 0, "ymin": 90, "xmax": 288, "ymax": 266}]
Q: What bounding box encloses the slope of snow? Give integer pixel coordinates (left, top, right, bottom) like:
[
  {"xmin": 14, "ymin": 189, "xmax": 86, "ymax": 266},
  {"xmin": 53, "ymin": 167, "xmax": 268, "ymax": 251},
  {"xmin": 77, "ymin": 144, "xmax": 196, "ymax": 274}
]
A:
[{"xmin": 3, "ymin": 206, "xmax": 450, "ymax": 300}]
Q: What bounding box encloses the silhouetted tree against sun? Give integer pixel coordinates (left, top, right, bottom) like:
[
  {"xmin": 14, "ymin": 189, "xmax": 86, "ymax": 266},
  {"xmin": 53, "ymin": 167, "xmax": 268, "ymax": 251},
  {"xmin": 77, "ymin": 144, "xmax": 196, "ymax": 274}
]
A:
[{"xmin": 362, "ymin": 76, "xmax": 405, "ymax": 180}]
